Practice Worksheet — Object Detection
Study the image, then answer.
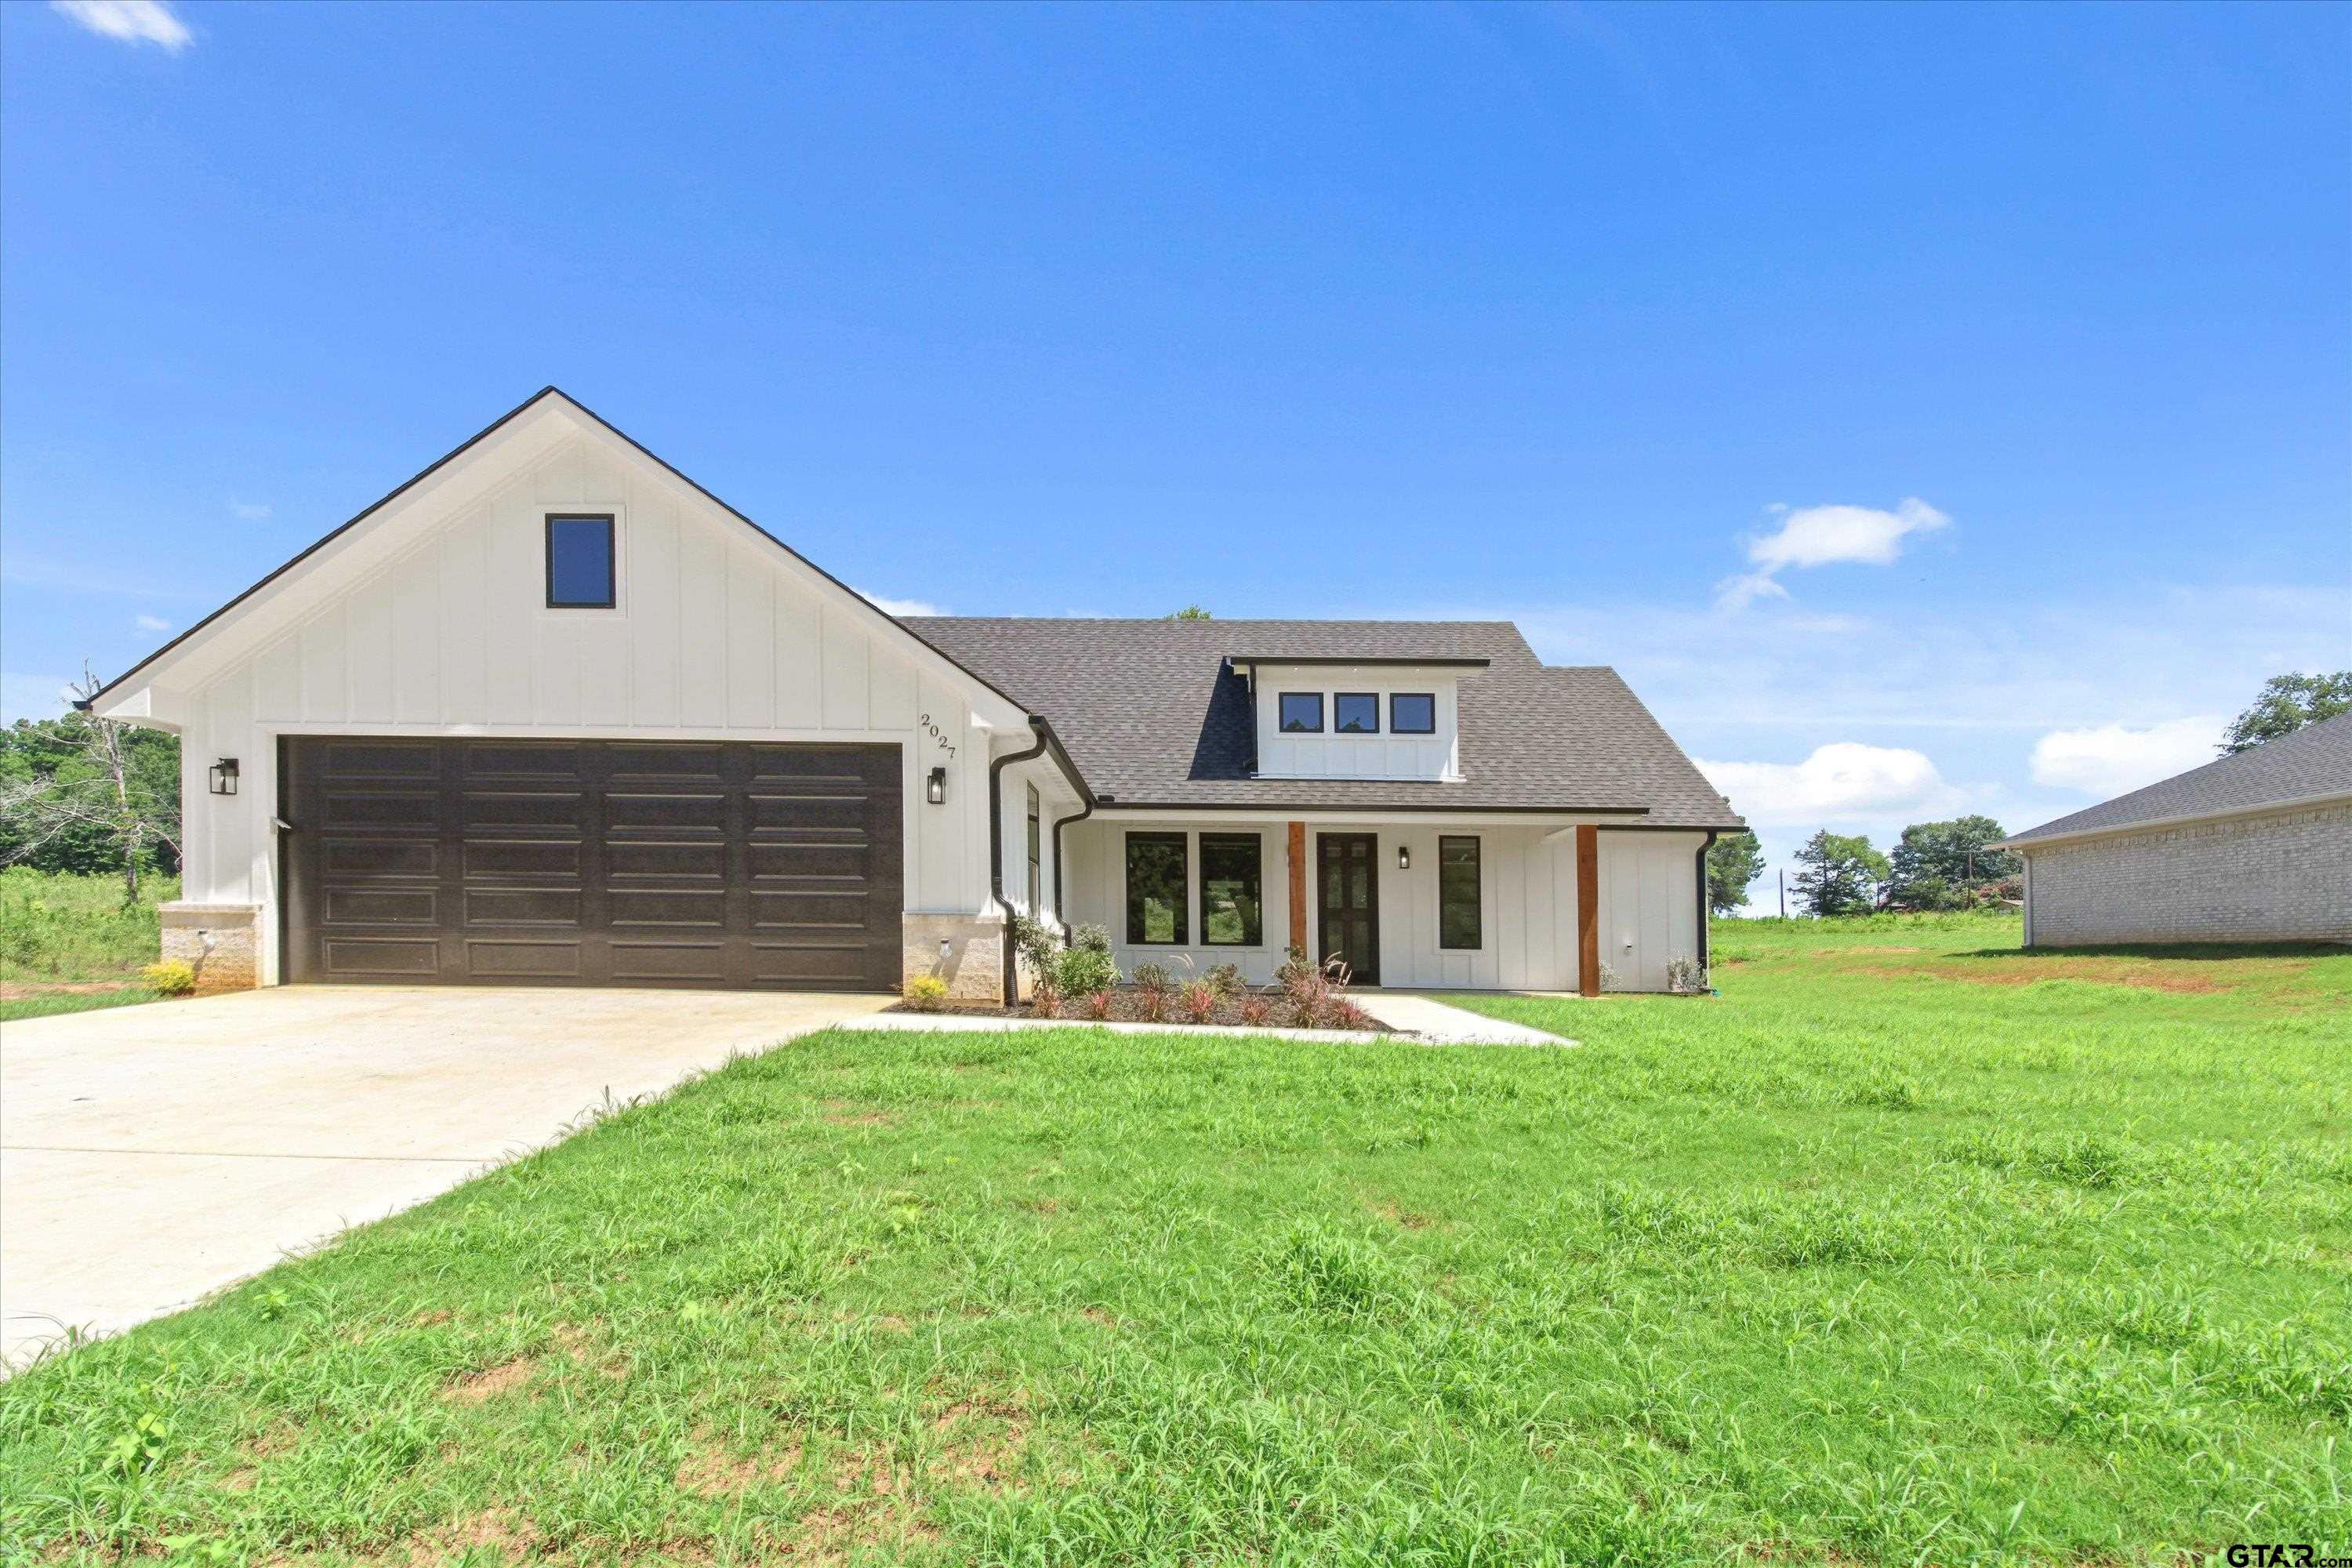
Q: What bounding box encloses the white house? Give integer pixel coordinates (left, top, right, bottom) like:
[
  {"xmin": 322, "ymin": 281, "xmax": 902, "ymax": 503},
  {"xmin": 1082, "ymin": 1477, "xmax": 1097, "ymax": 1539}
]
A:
[{"xmin": 83, "ymin": 389, "xmax": 1742, "ymax": 1000}]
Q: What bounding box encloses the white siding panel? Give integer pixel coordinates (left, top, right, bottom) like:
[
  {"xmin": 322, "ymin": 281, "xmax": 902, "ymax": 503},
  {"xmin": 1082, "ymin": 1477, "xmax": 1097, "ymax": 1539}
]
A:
[
  {"xmin": 254, "ymin": 637, "xmax": 300, "ymax": 722},
  {"xmin": 629, "ymin": 505, "xmax": 681, "ymax": 726},
  {"xmin": 821, "ymin": 606, "xmax": 870, "ymax": 730},
  {"xmin": 676, "ymin": 527, "xmax": 728, "ymax": 729},
  {"xmin": 485, "ymin": 495, "xmax": 536, "ymax": 724},
  {"xmin": 774, "ymin": 583, "xmax": 822, "ymax": 728},
  {"xmin": 437, "ymin": 524, "xmax": 488, "ymax": 724},
  {"xmin": 346, "ymin": 577, "xmax": 395, "ymax": 720},
  {"xmin": 299, "ymin": 607, "xmax": 348, "ymax": 723},
  {"xmin": 391, "ymin": 551, "xmax": 439, "ymax": 725},
  {"xmin": 727, "ymin": 567, "xmax": 773, "ymax": 729}
]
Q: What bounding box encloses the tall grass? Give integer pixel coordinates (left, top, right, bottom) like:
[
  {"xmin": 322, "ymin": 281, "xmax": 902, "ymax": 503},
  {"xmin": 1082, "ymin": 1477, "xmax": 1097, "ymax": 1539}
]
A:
[
  {"xmin": 2, "ymin": 919, "xmax": 2346, "ymax": 1563},
  {"xmin": 0, "ymin": 867, "xmax": 177, "ymax": 982}
]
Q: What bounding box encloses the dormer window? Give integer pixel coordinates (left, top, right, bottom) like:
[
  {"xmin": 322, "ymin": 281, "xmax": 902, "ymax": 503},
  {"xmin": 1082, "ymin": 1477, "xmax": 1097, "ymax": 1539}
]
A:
[
  {"xmin": 1390, "ymin": 693, "xmax": 1436, "ymax": 735},
  {"xmin": 1278, "ymin": 693, "xmax": 1323, "ymax": 733},
  {"xmin": 1334, "ymin": 693, "xmax": 1379, "ymax": 734},
  {"xmin": 545, "ymin": 514, "xmax": 616, "ymax": 608}
]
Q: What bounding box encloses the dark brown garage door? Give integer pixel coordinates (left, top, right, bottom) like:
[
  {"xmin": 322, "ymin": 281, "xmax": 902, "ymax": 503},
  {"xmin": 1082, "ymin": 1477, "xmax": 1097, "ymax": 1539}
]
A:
[{"xmin": 281, "ymin": 739, "xmax": 902, "ymax": 990}]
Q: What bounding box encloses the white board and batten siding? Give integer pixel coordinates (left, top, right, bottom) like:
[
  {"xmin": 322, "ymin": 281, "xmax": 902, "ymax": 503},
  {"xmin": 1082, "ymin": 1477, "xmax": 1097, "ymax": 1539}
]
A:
[
  {"xmin": 175, "ymin": 431, "xmax": 1004, "ymax": 977},
  {"xmin": 1596, "ymin": 829, "xmax": 1709, "ymax": 993}
]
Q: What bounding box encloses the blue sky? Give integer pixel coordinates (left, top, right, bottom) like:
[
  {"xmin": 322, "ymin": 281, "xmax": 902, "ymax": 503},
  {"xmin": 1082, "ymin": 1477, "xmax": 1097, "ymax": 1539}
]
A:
[{"xmin": 5, "ymin": 1, "xmax": 2347, "ymax": 904}]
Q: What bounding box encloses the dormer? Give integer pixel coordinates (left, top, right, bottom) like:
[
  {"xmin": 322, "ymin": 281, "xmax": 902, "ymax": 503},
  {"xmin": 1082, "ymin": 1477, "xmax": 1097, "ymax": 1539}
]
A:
[{"xmin": 1232, "ymin": 657, "xmax": 1484, "ymax": 782}]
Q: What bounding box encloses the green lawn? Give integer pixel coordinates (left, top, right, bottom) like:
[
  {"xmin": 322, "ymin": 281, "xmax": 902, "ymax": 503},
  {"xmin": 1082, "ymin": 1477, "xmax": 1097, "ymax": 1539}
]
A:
[
  {"xmin": 0, "ymin": 868, "xmax": 176, "ymax": 1019},
  {"xmin": 5, "ymin": 916, "xmax": 2347, "ymax": 1565}
]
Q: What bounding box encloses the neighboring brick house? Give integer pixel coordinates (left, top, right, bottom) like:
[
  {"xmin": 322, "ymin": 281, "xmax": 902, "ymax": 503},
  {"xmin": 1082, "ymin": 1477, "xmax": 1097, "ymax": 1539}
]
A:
[
  {"xmin": 80, "ymin": 387, "xmax": 1742, "ymax": 1000},
  {"xmin": 1997, "ymin": 713, "xmax": 2351, "ymax": 947}
]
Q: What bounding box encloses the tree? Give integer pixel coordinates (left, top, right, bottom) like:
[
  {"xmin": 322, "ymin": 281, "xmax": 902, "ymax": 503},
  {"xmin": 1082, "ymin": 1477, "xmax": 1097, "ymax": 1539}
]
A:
[
  {"xmin": 2222, "ymin": 671, "xmax": 2352, "ymax": 754},
  {"xmin": 1790, "ymin": 831, "xmax": 1888, "ymax": 917},
  {"xmin": 0, "ymin": 666, "xmax": 182, "ymax": 901},
  {"xmin": 1886, "ymin": 815, "xmax": 2016, "ymax": 909},
  {"xmin": 1167, "ymin": 605, "xmax": 1212, "ymax": 620},
  {"xmin": 1705, "ymin": 830, "xmax": 1765, "ymax": 915}
]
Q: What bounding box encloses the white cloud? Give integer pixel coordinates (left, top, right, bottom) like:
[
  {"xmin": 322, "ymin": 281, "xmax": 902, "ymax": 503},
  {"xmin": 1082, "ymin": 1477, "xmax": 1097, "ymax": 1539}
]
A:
[
  {"xmin": 2029, "ymin": 716, "xmax": 2222, "ymax": 797},
  {"xmin": 230, "ymin": 501, "xmax": 272, "ymax": 521},
  {"xmin": 133, "ymin": 613, "xmax": 171, "ymax": 632},
  {"xmin": 856, "ymin": 589, "xmax": 942, "ymax": 618},
  {"xmin": 51, "ymin": 0, "xmax": 190, "ymax": 49},
  {"xmin": 1697, "ymin": 742, "xmax": 1961, "ymax": 828},
  {"xmin": 1716, "ymin": 497, "xmax": 1949, "ymax": 610}
]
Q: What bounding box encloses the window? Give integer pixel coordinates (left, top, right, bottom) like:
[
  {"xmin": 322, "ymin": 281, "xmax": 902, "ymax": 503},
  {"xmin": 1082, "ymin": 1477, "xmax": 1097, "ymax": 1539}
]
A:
[
  {"xmin": 1125, "ymin": 833, "xmax": 1188, "ymax": 945},
  {"xmin": 545, "ymin": 514, "xmax": 616, "ymax": 608},
  {"xmin": 1278, "ymin": 692, "xmax": 1323, "ymax": 733},
  {"xmin": 1199, "ymin": 833, "xmax": 1263, "ymax": 946},
  {"xmin": 1439, "ymin": 835, "xmax": 1481, "ymax": 949},
  {"xmin": 1025, "ymin": 784, "xmax": 1042, "ymax": 914},
  {"xmin": 1334, "ymin": 693, "xmax": 1379, "ymax": 734},
  {"xmin": 1391, "ymin": 692, "xmax": 1436, "ymax": 735}
]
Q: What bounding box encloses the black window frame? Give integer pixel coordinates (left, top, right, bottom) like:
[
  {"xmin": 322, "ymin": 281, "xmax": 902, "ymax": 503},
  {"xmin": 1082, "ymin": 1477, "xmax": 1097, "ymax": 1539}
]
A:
[
  {"xmin": 1438, "ymin": 834, "xmax": 1482, "ymax": 950},
  {"xmin": 1124, "ymin": 831, "xmax": 1189, "ymax": 946},
  {"xmin": 1277, "ymin": 692, "xmax": 1325, "ymax": 733},
  {"xmin": 1025, "ymin": 783, "xmax": 1042, "ymax": 915},
  {"xmin": 1390, "ymin": 692, "xmax": 1437, "ymax": 735},
  {"xmin": 544, "ymin": 513, "xmax": 617, "ymax": 609},
  {"xmin": 1197, "ymin": 832, "xmax": 1264, "ymax": 947},
  {"xmin": 1333, "ymin": 692, "xmax": 1380, "ymax": 735}
]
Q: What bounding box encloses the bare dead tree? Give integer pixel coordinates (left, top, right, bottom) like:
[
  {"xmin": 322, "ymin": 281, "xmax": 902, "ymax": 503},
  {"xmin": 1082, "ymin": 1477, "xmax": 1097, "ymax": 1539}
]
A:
[{"xmin": 0, "ymin": 665, "xmax": 181, "ymax": 905}]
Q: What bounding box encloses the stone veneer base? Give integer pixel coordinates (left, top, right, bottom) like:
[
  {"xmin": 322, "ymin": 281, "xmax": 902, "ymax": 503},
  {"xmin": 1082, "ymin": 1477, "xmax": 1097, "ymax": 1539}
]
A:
[
  {"xmin": 158, "ymin": 903, "xmax": 263, "ymax": 994},
  {"xmin": 901, "ymin": 912, "xmax": 1006, "ymax": 1002}
]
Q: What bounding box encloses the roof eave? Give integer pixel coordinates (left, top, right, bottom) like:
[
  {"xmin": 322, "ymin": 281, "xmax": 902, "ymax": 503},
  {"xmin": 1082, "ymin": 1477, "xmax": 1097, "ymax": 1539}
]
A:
[{"xmin": 1997, "ymin": 789, "xmax": 2352, "ymax": 850}]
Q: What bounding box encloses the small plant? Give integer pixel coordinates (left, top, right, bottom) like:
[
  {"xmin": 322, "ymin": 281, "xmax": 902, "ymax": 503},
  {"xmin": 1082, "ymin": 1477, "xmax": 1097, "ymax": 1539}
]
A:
[
  {"xmin": 1068, "ymin": 922, "xmax": 1112, "ymax": 954},
  {"xmin": 1664, "ymin": 954, "xmax": 1709, "ymax": 995},
  {"xmin": 1132, "ymin": 962, "xmax": 1173, "ymax": 999},
  {"xmin": 142, "ymin": 959, "xmax": 196, "ymax": 996},
  {"xmin": 1597, "ymin": 960, "xmax": 1622, "ymax": 993},
  {"xmin": 903, "ymin": 974, "xmax": 949, "ymax": 1012},
  {"xmin": 1181, "ymin": 980, "xmax": 1218, "ymax": 1025},
  {"xmin": 1011, "ymin": 913, "xmax": 1061, "ymax": 985},
  {"xmin": 1238, "ymin": 993, "xmax": 1272, "ymax": 1027},
  {"xmin": 1083, "ymin": 989, "xmax": 1113, "ymax": 1022},
  {"xmin": 1327, "ymin": 999, "xmax": 1373, "ymax": 1032},
  {"xmin": 1204, "ymin": 963, "xmax": 1244, "ymax": 998},
  {"xmin": 1054, "ymin": 946, "xmax": 1120, "ymax": 997},
  {"xmin": 1032, "ymin": 978, "xmax": 1062, "ymax": 1019}
]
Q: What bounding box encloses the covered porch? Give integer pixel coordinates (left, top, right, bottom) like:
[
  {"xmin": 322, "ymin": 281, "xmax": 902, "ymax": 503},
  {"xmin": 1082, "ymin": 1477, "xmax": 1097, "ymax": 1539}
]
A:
[{"xmin": 1058, "ymin": 812, "xmax": 1712, "ymax": 994}]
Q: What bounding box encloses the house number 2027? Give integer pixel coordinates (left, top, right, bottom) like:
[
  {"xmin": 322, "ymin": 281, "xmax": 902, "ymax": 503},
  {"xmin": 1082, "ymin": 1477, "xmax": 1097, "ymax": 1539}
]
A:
[{"xmin": 917, "ymin": 713, "xmax": 956, "ymax": 759}]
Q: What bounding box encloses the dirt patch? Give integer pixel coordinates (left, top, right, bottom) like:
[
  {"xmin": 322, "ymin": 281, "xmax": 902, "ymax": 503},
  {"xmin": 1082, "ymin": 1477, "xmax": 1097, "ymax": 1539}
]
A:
[
  {"xmin": 1900, "ymin": 958, "xmax": 2239, "ymax": 994},
  {"xmin": 1372, "ymin": 1201, "xmax": 1435, "ymax": 1231},
  {"xmin": 389, "ymin": 1506, "xmax": 543, "ymax": 1566},
  {"xmin": 819, "ymin": 1100, "xmax": 896, "ymax": 1127},
  {"xmin": 441, "ymin": 1356, "xmax": 535, "ymax": 1405},
  {"xmin": 675, "ymin": 1434, "xmax": 804, "ymax": 1497},
  {"xmin": 1079, "ymin": 1306, "xmax": 1118, "ymax": 1328},
  {"xmin": 928, "ymin": 1395, "xmax": 1029, "ymax": 1494},
  {"xmin": 0, "ymin": 980, "xmax": 147, "ymax": 1000},
  {"xmin": 1825, "ymin": 946, "xmax": 1923, "ymax": 955},
  {"xmin": 1023, "ymin": 1196, "xmax": 1062, "ymax": 1215}
]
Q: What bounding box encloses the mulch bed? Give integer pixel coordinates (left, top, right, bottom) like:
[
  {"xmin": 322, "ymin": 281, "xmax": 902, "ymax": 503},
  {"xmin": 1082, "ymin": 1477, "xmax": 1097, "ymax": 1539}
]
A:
[{"xmin": 887, "ymin": 993, "xmax": 1392, "ymax": 1032}]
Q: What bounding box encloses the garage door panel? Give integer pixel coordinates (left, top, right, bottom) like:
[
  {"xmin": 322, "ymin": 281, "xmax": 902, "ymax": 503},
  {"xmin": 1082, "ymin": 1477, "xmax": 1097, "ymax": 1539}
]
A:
[
  {"xmin": 285, "ymin": 738, "xmax": 902, "ymax": 990},
  {"xmin": 464, "ymin": 888, "xmax": 580, "ymax": 927},
  {"xmin": 608, "ymin": 841, "xmax": 724, "ymax": 880}
]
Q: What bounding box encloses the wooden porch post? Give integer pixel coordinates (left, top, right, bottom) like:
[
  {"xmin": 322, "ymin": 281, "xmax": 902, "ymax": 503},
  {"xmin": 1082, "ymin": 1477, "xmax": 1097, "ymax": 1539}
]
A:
[
  {"xmin": 1287, "ymin": 821, "xmax": 1308, "ymax": 958},
  {"xmin": 1576, "ymin": 823, "xmax": 1601, "ymax": 998}
]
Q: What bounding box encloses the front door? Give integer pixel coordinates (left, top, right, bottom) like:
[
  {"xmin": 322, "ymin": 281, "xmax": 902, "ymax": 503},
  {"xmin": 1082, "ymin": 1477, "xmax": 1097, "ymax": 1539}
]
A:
[{"xmin": 1316, "ymin": 832, "xmax": 1380, "ymax": 985}]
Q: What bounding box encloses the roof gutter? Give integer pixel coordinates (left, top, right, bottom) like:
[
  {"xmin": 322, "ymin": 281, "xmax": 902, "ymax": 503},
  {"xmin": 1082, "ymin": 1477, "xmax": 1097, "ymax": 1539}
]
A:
[
  {"xmin": 1695, "ymin": 831, "xmax": 1719, "ymax": 975},
  {"xmin": 989, "ymin": 715, "xmax": 1096, "ymax": 1005},
  {"xmin": 1992, "ymin": 789, "xmax": 2352, "ymax": 851}
]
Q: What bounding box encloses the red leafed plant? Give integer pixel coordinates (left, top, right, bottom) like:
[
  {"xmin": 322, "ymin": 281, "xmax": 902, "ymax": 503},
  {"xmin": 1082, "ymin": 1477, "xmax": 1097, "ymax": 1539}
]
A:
[
  {"xmin": 1083, "ymin": 989, "xmax": 1114, "ymax": 1022},
  {"xmin": 1181, "ymin": 981, "xmax": 1218, "ymax": 1025}
]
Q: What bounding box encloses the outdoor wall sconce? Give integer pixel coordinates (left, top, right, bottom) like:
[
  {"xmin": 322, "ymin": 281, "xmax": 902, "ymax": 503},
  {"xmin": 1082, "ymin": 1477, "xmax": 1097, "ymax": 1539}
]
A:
[
  {"xmin": 927, "ymin": 765, "xmax": 948, "ymax": 805},
  {"xmin": 209, "ymin": 757, "xmax": 239, "ymax": 796},
  {"xmin": 1396, "ymin": 844, "xmax": 1410, "ymax": 870}
]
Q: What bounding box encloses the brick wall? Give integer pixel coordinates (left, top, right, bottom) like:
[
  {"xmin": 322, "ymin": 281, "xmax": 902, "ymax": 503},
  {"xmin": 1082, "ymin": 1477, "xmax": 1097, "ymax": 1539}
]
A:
[{"xmin": 2024, "ymin": 802, "xmax": 2352, "ymax": 946}]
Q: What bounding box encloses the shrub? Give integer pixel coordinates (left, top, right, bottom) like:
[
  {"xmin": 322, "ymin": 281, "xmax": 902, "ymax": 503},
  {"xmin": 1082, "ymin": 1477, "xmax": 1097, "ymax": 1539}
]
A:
[
  {"xmin": 1068, "ymin": 922, "xmax": 1112, "ymax": 955},
  {"xmin": 1327, "ymin": 999, "xmax": 1373, "ymax": 1032},
  {"xmin": 1664, "ymin": 954, "xmax": 1709, "ymax": 995},
  {"xmin": 1010, "ymin": 913, "xmax": 1060, "ymax": 982},
  {"xmin": 1132, "ymin": 963, "xmax": 1173, "ymax": 998},
  {"xmin": 1032, "ymin": 978, "xmax": 1062, "ymax": 1019},
  {"xmin": 1083, "ymin": 989, "xmax": 1113, "ymax": 1022},
  {"xmin": 1181, "ymin": 981, "xmax": 1218, "ymax": 1025},
  {"xmin": 1238, "ymin": 994, "xmax": 1272, "ymax": 1028},
  {"xmin": 1204, "ymin": 963, "xmax": 1243, "ymax": 997},
  {"xmin": 1138, "ymin": 984, "xmax": 1171, "ymax": 1024},
  {"xmin": 141, "ymin": 960, "xmax": 196, "ymax": 996},
  {"xmin": 903, "ymin": 975, "xmax": 949, "ymax": 1012},
  {"xmin": 1053, "ymin": 946, "xmax": 1119, "ymax": 997}
]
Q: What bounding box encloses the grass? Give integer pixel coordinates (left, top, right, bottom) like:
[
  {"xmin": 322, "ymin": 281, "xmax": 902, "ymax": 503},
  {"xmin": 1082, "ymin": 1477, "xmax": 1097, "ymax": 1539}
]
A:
[
  {"xmin": 0, "ymin": 867, "xmax": 177, "ymax": 1018},
  {"xmin": 3, "ymin": 914, "xmax": 2347, "ymax": 1564}
]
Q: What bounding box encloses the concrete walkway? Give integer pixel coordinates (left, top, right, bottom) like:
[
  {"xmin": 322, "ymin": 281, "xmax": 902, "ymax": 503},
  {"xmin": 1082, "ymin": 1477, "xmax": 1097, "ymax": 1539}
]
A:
[
  {"xmin": 0, "ymin": 985, "xmax": 887, "ymax": 1367},
  {"xmin": 1350, "ymin": 993, "xmax": 1574, "ymax": 1045}
]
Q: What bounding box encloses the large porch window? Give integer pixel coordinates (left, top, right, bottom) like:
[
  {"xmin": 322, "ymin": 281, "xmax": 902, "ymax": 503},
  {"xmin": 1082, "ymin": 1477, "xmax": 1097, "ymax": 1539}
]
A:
[
  {"xmin": 1199, "ymin": 833, "xmax": 1263, "ymax": 946},
  {"xmin": 1125, "ymin": 832, "xmax": 1189, "ymax": 945},
  {"xmin": 1439, "ymin": 835, "xmax": 1482, "ymax": 949}
]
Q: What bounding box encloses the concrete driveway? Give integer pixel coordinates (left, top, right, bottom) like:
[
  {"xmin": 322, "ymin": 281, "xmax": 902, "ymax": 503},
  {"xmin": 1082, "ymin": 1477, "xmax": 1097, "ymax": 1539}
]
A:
[{"xmin": 0, "ymin": 985, "xmax": 889, "ymax": 1367}]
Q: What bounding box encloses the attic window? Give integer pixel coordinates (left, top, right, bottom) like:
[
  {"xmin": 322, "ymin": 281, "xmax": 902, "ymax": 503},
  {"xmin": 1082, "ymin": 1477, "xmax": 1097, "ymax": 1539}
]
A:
[
  {"xmin": 1278, "ymin": 693, "xmax": 1323, "ymax": 733},
  {"xmin": 1390, "ymin": 693, "xmax": 1436, "ymax": 734},
  {"xmin": 546, "ymin": 514, "xmax": 615, "ymax": 608},
  {"xmin": 1334, "ymin": 693, "xmax": 1379, "ymax": 733}
]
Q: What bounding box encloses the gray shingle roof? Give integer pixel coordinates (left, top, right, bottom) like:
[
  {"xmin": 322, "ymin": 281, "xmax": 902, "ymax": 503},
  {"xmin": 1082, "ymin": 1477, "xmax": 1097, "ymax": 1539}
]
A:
[
  {"xmin": 915, "ymin": 617, "xmax": 1743, "ymax": 827},
  {"xmin": 2002, "ymin": 711, "xmax": 2352, "ymax": 845}
]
